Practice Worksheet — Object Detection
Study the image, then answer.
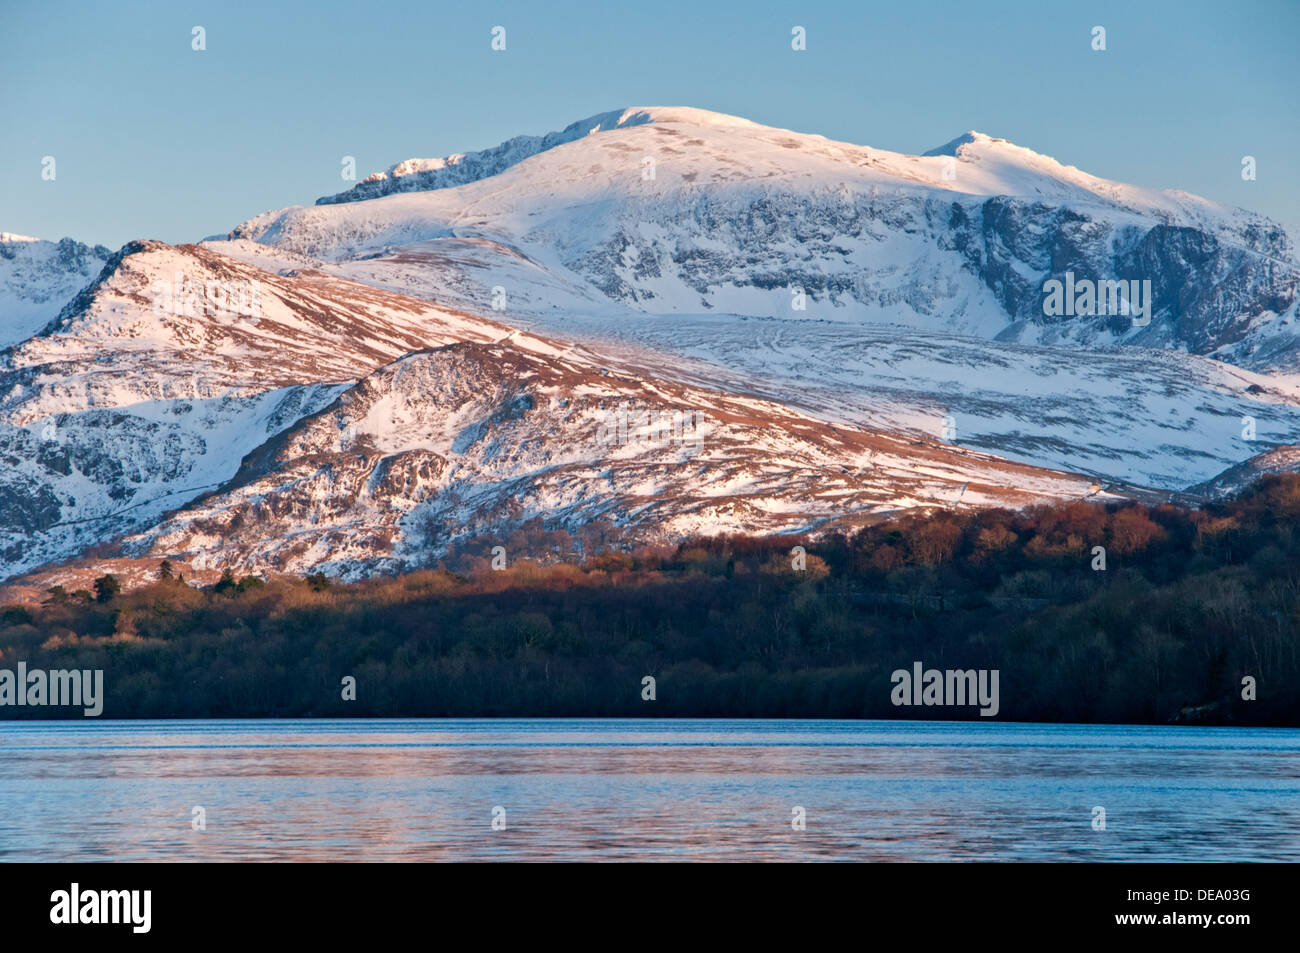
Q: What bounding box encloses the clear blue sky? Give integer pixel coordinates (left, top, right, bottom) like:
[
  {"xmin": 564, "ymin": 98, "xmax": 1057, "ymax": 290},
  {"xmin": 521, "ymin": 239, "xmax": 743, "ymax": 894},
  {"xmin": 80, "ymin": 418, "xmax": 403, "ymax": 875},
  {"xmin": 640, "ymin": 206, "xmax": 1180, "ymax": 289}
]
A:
[{"xmin": 3, "ymin": 0, "xmax": 1296, "ymax": 249}]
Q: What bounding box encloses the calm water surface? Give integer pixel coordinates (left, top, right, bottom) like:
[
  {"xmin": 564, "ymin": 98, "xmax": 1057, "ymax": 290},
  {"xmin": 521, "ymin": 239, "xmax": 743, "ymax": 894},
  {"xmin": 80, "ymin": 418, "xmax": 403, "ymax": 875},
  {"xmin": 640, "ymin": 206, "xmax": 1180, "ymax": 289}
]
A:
[{"xmin": 0, "ymin": 719, "xmax": 1296, "ymax": 861}]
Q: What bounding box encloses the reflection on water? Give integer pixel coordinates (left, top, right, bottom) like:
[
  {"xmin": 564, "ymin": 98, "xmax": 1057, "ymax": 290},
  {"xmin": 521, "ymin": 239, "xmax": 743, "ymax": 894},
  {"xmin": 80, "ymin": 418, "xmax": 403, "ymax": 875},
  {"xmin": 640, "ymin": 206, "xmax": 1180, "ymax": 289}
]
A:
[{"xmin": 0, "ymin": 719, "xmax": 1296, "ymax": 861}]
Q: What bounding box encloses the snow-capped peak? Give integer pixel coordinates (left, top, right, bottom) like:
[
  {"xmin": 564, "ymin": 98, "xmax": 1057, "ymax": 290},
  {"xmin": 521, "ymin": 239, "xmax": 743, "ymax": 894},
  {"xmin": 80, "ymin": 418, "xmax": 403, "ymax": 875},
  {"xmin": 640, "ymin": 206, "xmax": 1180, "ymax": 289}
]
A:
[
  {"xmin": 317, "ymin": 107, "xmax": 767, "ymax": 206},
  {"xmin": 922, "ymin": 130, "xmax": 1007, "ymax": 157},
  {"xmin": 922, "ymin": 129, "xmax": 1130, "ymax": 194}
]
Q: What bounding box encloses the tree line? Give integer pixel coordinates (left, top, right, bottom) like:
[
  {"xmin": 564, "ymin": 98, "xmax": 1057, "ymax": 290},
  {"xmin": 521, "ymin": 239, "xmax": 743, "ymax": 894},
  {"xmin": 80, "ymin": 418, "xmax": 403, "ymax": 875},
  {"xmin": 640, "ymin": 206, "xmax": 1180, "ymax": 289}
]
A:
[{"xmin": 2, "ymin": 475, "xmax": 1298, "ymax": 723}]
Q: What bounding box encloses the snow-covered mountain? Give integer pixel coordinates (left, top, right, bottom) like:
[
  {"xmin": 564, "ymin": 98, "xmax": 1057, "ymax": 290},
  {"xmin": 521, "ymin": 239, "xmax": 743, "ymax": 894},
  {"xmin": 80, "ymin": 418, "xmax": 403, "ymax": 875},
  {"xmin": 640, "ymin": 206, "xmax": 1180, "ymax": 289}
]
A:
[
  {"xmin": 216, "ymin": 107, "xmax": 1300, "ymax": 489},
  {"xmin": 2, "ymin": 106, "xmax": 1299, "ymax": 588},
  {"xmin": 0, "ymin": 234, "xmax": 111, "ymax": 347},
  {"xmin": 232, "ymin": 107, "xmax": 1299, "ymax": 366},
  {"xmin": 0, "ymin": 236, "xmax": 1127, "ymax": 586}
]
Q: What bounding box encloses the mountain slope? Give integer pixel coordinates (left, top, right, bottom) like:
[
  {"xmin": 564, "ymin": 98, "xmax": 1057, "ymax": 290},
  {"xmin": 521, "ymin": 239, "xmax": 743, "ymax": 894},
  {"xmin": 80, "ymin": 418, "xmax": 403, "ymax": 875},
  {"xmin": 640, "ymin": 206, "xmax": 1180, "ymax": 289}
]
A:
[
  {"xmin": 118, "ymin": 337, "xmax": 1119, "ymax": 579},
  {"xmin": 0, "ymin": 239, "xmax": 510, "ymax": 578},
  {"xmin": 1187, "ymin": 445, "xmax": 1300, "ymax": 499},
  {"xmin": 316, "ymin": 107, "xmax": 676, "ymax": 205}
]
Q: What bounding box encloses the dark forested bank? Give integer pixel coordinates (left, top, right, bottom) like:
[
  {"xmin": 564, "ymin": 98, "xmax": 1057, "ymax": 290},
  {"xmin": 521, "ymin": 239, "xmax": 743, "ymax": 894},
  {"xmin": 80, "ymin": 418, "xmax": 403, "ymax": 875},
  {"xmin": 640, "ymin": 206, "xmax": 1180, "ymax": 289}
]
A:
[{"xmin": 3, "ymin": 475, "xmax": 1300, "ymax": 723}]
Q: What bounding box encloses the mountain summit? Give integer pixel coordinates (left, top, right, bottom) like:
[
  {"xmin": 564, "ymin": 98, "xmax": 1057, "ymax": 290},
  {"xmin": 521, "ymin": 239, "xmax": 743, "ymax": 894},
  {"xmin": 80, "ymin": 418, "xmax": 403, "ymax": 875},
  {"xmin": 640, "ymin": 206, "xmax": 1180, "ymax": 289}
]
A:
[{"xmin": 316, "ymin": 107, "xmax": 766, "ymax": 206}]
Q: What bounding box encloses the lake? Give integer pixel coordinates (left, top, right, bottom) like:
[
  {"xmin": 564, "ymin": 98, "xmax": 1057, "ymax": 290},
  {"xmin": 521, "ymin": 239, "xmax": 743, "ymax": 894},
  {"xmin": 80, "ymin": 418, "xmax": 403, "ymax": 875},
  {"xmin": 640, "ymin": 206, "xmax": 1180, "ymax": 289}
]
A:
[{"xmin": 0, "ymin": 719, "xmax": 1296, "ymax": 861}]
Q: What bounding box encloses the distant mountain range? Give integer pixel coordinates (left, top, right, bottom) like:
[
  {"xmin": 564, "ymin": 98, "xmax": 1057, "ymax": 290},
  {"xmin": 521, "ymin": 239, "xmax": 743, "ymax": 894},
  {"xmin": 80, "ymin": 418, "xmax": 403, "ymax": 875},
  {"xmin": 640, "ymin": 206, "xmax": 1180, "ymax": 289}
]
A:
[{"xmin": 2, "ymin": 106, "xmax": 1298, "ymax": 592}]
